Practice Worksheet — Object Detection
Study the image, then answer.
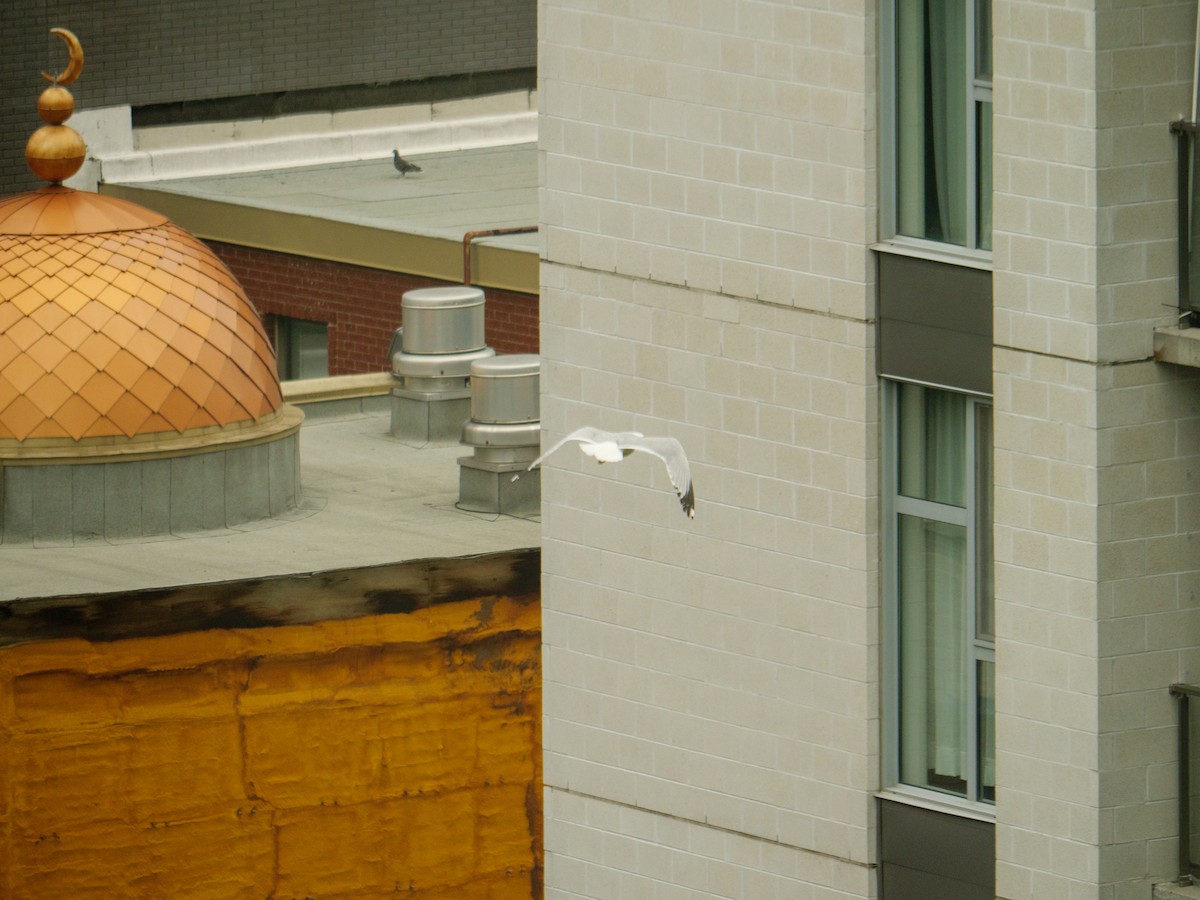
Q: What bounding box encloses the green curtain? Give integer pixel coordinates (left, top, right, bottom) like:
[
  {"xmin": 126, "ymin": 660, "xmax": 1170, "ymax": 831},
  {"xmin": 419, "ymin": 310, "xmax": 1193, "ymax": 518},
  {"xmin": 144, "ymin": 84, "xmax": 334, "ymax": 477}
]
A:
[
  {"xmin": 900, "ymin": 515, "xmax": 968, "ymax": 791},
  {"xmin": 896, "ymin": 0, "xmax": 968, "ymax": 246},
  {"xmin": 897, "ymin": 385, "xmax": 969, "ymax": 796}
]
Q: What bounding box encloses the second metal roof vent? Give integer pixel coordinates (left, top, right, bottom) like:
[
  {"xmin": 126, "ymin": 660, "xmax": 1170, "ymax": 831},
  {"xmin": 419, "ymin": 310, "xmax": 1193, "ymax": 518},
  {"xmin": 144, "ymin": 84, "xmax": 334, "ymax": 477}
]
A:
[
  {"xmin": 389, "ymin": 286, "xmax": 495, "ymax": 443},
  {"xmin": 458, "ymin": 354, "xmax": 541, "ymax": 516}
]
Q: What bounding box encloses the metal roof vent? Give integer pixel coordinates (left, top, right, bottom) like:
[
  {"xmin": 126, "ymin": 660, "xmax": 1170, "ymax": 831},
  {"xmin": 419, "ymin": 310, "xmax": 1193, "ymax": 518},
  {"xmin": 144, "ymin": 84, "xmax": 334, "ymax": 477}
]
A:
[
  {"xmin": 389, "ymin": 286, "xmax": 495, "ymax": 443},
  {"xmin": 458, "ymin": 354, "xmax": 540, "ymax": 516}
]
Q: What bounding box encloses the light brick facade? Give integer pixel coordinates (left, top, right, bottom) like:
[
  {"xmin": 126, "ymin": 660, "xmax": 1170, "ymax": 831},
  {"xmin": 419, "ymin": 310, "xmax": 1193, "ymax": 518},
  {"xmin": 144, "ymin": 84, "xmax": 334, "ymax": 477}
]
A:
[
  {"xmin": 993, "ymin": 2, "xmax": 1200, "ymax": 897},
  {"xmin": 541, "ymin": 1, "xmax": 1200, "ymax": 898},
  {"xmin": 540, "ymin": 1, "xmax": 879, "ymax": 896}
]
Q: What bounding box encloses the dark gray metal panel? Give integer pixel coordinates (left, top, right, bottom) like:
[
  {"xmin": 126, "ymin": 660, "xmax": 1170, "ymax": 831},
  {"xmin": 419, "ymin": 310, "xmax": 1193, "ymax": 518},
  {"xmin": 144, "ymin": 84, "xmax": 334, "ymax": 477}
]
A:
[
  {"xmin": 881, "ymin": 863, "xmax": 994, "ymax": 900},
  {"xmin": 102, "ymin": 460, "xmax": 142, "ymax": 541},
  {"xmin": 2, "ymin": 466, "xmax": 33, "ymax": 544},
  {"xmin": 31, "ymin": 465, "xmax": 72, "ymax": 546},
  {"xmin": 44, "ymin": 0, "xmax": 536, "ymax": 109},
  {"xmin": 877, "ymin": 253, "xmax": 993, "ymax": 396},
  {"xmin": 879, "ymin": 317, "xmax": 992, "ymax": 395},
  {"xmin": 879, "ymin": 799, "xmax": 995, "ymax": 899},
  {"xmin": 141, "ymin": 458, "xmax": 172, "ymax": 537},
  {"xmin": 71, "ymin": 464, "xmax": 105, "ymax": 541},
  {"xmin": 224, "ymin": 443, "xmax": 272, "ymax": 528}
]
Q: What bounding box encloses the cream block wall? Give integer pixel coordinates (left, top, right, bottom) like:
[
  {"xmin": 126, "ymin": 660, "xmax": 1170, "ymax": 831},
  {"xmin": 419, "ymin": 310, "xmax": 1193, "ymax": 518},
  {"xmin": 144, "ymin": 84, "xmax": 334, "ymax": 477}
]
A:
[
  {"xmin": 994, "ymin": 2, "xmax": 1200, "ymax": 897},
  {"xmin": 540, "ymin": 1, "xmax": 878, "ymax": 894},
  {"xmin": 540, "ymin": 265, "xmax": 878, "ymax": 898},
  {"xmin": 540, "ymin": 1, "xmax": 876, "ymax": 320},
  {"xmin": 996, "ymin": 353, "xmax": 1200, "ymax": 899},
  {"xmin": 545, "ymin": 790, "xmax": 875, "ymax": 900}
]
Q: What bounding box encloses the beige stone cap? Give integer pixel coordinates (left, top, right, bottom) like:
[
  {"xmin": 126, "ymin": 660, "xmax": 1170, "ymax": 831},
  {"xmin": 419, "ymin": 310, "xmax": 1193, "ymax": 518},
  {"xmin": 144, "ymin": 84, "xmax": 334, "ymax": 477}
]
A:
[
  {"xmin": 0, "ymin": 403, "xmax": 302, "ymax": 464},
  {"xmin": 281, "ymin": 371, "xmax": 395, "ymax": 405}
]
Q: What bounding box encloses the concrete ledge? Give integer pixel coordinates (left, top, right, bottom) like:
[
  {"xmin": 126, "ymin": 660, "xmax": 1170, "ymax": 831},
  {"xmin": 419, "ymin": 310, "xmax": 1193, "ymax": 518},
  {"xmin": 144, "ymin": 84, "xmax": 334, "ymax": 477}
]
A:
[
  {"xmin": 282, "ymin": 372, "xmax": 396, "ymax": 405},
  {"xmin": 0, "ymin": 407, "xmax": 304, "ymax": 464},
  {"xmin": 1154, "ymin": 325, "xmax": 1200, "ymax": 368},
  {"xmin": 282, "ymin": 373, "xmax": 396, "ymax": 420},
  {"xmin": 1155, "ymin": 880, "xmax": 1200, "ymax": 899}
]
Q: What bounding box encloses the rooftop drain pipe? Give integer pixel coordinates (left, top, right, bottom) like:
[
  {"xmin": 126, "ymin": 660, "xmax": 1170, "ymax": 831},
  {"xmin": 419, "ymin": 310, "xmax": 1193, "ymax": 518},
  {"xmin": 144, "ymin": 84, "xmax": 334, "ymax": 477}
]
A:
[
  {"xmin": 389, "ymin": 286, "xmax": 494, "ymax": 443},
  {"xmin": 462, "ymin": 226, "xmax": 538, "ymax": 286},
  {"xmin": 458, "ymin": 354, "xmax": 541, "ymax": 516}
]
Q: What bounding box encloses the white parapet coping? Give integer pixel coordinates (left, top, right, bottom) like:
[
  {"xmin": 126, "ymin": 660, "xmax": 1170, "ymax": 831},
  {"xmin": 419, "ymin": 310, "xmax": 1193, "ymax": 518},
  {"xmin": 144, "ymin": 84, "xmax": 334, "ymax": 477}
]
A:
[{"xmin": 67, "ymin": 91, "xmax": 537, "ymax": 189}]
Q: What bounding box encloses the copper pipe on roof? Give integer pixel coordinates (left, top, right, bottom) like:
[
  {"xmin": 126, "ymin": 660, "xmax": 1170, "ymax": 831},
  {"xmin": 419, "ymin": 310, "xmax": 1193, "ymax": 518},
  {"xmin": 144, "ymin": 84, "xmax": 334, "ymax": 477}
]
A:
[{"xmin": 463, "ymin": 226, "xmax": 537, "ymax": 285}]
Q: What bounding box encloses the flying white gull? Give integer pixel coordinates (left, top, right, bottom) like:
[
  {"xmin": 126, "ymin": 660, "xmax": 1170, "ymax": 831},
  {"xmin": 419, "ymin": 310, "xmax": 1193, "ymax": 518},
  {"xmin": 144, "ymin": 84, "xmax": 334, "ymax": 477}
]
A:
[{"xmin": 514, "ymin": 426, "xmax": 695, "ymax": 518}]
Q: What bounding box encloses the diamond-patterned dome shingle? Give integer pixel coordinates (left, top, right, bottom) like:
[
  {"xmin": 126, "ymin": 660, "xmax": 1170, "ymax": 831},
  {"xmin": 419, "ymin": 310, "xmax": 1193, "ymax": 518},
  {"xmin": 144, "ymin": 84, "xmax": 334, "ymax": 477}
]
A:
[{"xmin": 0, "ymin": 186, "xmax": 282, "ymax": 442}]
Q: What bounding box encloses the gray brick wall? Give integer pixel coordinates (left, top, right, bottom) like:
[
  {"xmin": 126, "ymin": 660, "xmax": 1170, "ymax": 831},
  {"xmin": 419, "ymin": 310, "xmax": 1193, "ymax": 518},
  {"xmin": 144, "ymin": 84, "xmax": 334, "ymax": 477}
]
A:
[
  {"xmin": 1, "ymin": 3, "xmax": 46, "ymax": 196},
  {"xmin": 1, "ymin": 0, "xmax": 535, "ymax": 194}
]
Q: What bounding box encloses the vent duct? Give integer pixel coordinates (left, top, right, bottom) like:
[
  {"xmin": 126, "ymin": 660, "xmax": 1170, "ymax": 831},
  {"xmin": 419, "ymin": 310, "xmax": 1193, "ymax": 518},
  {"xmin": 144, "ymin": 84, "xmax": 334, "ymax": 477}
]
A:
[
  {"xmin": 389, "ymin": 286, "xmax": 495, "ymax": 443},
  {"xmin": 458, "ymin": 354, "xmax": 540, "ymax": 516}
]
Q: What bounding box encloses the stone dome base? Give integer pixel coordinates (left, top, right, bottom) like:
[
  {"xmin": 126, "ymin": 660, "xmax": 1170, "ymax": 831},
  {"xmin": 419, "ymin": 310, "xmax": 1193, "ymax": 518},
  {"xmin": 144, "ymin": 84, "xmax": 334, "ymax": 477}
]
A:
[{"xmin": 0, "ymin": 406, "xmax": 303, "ymax": 546}]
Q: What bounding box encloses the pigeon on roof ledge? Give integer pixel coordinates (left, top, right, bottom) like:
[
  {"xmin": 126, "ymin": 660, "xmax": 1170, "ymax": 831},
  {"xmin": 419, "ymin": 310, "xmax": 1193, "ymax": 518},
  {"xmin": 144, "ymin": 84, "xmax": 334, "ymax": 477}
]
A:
[{"xmin": 393, "ymin": 150, "xmax": 421, "ymax": 176}]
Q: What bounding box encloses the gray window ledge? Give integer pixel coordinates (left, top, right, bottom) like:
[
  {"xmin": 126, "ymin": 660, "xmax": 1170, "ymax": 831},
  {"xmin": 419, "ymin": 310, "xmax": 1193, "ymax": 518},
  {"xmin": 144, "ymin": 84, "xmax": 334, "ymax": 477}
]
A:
[{"xmin": 1154, "ymin": 325, "xmax": 1200, "ymax": 368}]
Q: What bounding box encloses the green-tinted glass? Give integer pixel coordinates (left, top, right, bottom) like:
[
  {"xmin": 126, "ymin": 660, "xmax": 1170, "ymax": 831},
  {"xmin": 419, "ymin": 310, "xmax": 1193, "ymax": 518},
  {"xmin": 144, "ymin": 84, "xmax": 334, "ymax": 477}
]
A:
[
  {"xmin": 975, "ymin": 0, "xmax": 992, "ymax": 80},
  {"xmin": 898, "ymin": 514, "xmax": 968, "ymax": 797},
  {"xmin": 977, "ymin": 100, "xmax": 992, "ymax": 251},
  {"xmin": 895, "ymin": 0, "xmax": 968, "ymax": 246},
  {"xmin": 897, "ymin": 383, "xmax": 966, "ymax": 507},
  {"xmin": 975, "ymin": 405, "xmax": 994, "ymax": 641},
  {"xmin": 977, "ymin": 659, "xmax": 995, "ymax": 803}
]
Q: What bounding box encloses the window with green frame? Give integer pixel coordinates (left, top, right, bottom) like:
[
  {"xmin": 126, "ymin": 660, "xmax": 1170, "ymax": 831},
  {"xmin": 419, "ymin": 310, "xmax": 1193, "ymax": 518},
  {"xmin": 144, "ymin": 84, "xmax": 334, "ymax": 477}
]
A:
[
  {"xmin": 886, "ymin": 0, "xmax": 993, "ymax": 253},
  {"xmin": 885, "ymin": 381, "xmax": 995, "ymax": 806},
  {"xmin": 273, "ymin": 315, "xmax": 329, "ymax": 381}
]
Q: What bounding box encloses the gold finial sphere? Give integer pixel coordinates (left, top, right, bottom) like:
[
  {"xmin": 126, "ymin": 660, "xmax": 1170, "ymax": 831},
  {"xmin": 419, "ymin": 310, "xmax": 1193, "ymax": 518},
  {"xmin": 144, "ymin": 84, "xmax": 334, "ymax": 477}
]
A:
[
  {"xmin": 27, "ymin": 29, "xmax": 86, "ymax": 184},
  {"xmin": 37, "ymin": 86, "xmax": 75, "ymax": 125},
  {"xmin": 26, "ymin": 125, "xmax": 86, "ymax": 183}
]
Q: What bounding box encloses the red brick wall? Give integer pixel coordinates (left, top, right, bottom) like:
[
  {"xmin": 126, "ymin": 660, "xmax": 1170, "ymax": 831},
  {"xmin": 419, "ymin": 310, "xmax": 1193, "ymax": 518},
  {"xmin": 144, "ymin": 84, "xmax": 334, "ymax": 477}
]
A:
[{"xmin": 207, "ymin": 242, "xmax": 539, "ymax": 376}]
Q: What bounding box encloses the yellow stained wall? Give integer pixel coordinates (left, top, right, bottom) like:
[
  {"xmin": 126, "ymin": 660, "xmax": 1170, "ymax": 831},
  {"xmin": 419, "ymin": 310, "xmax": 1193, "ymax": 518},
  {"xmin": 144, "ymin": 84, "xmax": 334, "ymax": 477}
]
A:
[{"xmin": 0, "ymin": 593, "xmax": 541, "ymax": 898}]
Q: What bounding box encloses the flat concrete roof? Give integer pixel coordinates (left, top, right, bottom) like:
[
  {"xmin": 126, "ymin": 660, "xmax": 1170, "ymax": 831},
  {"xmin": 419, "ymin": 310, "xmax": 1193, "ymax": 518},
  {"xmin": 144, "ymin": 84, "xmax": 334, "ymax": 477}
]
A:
[
  {"xmin": 0, "ymin": 399, "xmax": 540, "ymax": 603},
  {"xmin": 103, "ymin": 142, "xmax": 539, "ymax": 294}
]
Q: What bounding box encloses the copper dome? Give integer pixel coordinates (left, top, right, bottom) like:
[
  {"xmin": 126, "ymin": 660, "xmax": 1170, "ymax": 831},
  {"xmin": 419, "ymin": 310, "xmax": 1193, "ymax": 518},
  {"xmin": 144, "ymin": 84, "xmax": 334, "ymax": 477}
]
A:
[{"xmin": 0, "ymin": 186, "xmax": 282, "ymax": 443}]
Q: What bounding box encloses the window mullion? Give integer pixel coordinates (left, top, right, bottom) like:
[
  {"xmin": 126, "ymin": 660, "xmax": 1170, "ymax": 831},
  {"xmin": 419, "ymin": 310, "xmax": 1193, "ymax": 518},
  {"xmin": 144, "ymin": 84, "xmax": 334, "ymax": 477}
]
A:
[
  {"xmin": 882, "ymin": 380, "xmax": 902, "ymax": 791},
  {"xmin": 965, "ymin": 0, "xmax": 978, "ymax": 252},
  {"xmin": 965, "ymin": 399, "xmax": 980, "ymax": 802},
  {"xmin": 893, "ymin": 494, "xmax": 969, "ymax": 527},
  {"xmin": 879, "ymin": 1, "xmax": 898, "ymax": 241}
]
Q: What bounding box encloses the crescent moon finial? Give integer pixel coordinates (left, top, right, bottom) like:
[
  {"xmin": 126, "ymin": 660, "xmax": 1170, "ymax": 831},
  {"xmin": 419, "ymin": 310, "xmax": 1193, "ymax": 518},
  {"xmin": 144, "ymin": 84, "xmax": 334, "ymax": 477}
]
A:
[{"xmin": 41, "ymin": 28, "xmax": 83, "ymax": 86}]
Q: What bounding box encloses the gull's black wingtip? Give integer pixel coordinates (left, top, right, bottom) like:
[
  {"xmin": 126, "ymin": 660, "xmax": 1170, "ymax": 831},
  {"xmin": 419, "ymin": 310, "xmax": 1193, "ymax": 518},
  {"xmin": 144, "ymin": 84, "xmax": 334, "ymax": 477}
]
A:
[{"xmin": 680, "ymin": 483, "xmax": 696, "ymax": 519}]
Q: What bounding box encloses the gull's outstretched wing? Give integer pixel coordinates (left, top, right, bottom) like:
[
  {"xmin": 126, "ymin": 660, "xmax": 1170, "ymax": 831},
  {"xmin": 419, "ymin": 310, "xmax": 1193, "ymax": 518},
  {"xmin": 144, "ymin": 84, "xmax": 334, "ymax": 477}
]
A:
[
  {"xmin": 512, "ymin": 426, "xmax": 695, "ymax": 518},
  {"xmin": 616, "ymin": 436, "xmax": 695, "ymax": 518},
  {"xmin": 517, "ymin": 426, "xmax": 643, "ymax": 476}
]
